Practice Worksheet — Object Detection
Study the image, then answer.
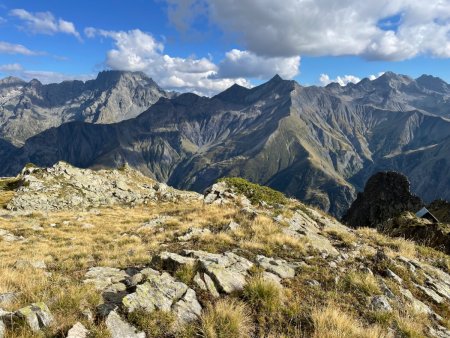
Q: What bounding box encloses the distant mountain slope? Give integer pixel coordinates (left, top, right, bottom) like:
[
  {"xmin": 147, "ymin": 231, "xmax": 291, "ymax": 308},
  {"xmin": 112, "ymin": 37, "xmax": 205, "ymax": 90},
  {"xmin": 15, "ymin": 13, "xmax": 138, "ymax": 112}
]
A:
[
  {"xmin": 2, "ymin": 72, "xmax": 450, "ymax": 216},
  {"xmin": 0, "ymin": 70, "xmax": 169, "ymax": 145}
]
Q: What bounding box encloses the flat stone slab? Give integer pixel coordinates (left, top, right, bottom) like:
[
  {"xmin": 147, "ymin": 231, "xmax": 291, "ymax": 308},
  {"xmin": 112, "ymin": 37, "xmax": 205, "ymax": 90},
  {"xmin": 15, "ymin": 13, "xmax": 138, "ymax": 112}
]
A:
[
  {"xmin": 105, "ymin": 311, "xmax": 145, "ymax": 338},
  {"xmin": 84, "ymin": 267, "xmax": 128, "ymax": 291},
  {"xmin": 122, "ymin": 271, "xmax": 201, "ymax": 323},
  {"xmin": 256, "ymin": 255, "xmax": 295, "ymax": 279}
]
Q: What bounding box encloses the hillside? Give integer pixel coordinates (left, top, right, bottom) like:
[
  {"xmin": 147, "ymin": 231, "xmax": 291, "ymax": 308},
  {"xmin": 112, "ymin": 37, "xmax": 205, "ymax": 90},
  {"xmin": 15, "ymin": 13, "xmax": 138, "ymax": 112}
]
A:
[
  {"xmin": 1, "ymin": 72, "xmax": 450, "ymax": 216},
  {"xmin": 0, "ymin": 163, "xmax": 449, "ymax": 337}
]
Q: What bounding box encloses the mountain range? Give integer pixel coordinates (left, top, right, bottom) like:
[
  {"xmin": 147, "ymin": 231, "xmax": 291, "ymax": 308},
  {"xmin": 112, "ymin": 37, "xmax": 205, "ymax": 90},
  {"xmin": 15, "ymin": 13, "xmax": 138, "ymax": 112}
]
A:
[{"xmin": 1, "ymin": 70, "xmax": 450, "ymax": 216}]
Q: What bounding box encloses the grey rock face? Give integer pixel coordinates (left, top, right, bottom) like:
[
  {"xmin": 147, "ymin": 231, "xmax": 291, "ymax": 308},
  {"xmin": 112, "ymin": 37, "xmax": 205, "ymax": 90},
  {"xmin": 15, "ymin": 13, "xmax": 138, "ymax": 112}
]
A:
[
  {"xmin": 105, "ymin": 311, "xmax": 145, "ymax": 338},
  {"xmin": 0, "ymin": 71, "xmax": 169, "ymax": 145},
  {"xmin": 67, "ymin": 322, "xmax": 89, "ymax": 338},
  {"xmin": 255, "ymin": 255, "xmax": 295, "ymax": 279},
  {"xmin": 7, "ymin": 302, "xmax": 54, "ymax": 332},
  {"xmin": 5, "ymin": 162, "xmax": 200, "ymax": 212},
  {"xmin": 84, "ymin": 267, "xmax": 128, "ymax": 291},
  {"xmin": 370, "ymin": 295, "xmax": 392, "ymax": 312},
  {"xmin": 122, "ymin": 272, "xmax": 201, "ymax": 323},
  {"xmin": 185, "ymin": 250, "xmax": 254, "ymax": 293}
]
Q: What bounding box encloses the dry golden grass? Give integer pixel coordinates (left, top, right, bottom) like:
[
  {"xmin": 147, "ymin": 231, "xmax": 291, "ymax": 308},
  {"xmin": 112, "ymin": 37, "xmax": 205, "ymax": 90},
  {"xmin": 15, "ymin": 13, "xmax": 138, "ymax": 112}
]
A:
[
  {"xmin": 356, "ymin": 227, "xmax": 417, "ymax": 259},
  {"xmin": 199, "ymin": 299, "xmax": 253, "ymax": 338},
  {"xmin": 0, "ymin": 192, "xmax": 444, "ymax": 337},
  {"xmin": 311, "ymin": 303, "xmax": 388, "ymax": 338}
]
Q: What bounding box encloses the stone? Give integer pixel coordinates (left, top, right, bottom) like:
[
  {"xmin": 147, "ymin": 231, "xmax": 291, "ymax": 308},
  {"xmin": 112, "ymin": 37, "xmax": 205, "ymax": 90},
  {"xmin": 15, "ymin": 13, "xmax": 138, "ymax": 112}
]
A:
[
  {"xmin": 12, "ymin": 302, "xmax": 53, "ymax": 332},
  {"xmin": 137, "ymin": 216, "xmax": 171, "ymax": 230},
  {"xmin": 105, "ymin": 311, "xmax": 145, "ymax": 338},
  {"xmin": 203, "ymin": 273, "xmax": 220, "ymax": 297},
  {"xmin": 84, "ymin": 267, "xmax": 128, "ymax": 291},
  {"xmin": 223, "ymin": 220, "xmax": 240, "ymax": 231},
  {"xmin": 279, "ymin": 211, "xmax": 339, "ymax": 256},
  {"xmin": 122, "ymin": 272, "xmax": 201, "ymax": 323},
  {"xmin": 13, "ymin": 260, "xmax": 46, "ymax": 270},
  {"xmin": 193, "ymin": 273, "xmax": 207, "ymax": 290},
  {"xmin": 177, "ymin": 227, "xmax": 211, "ymax": 241},
  {"xmin": 185, "ymin": 250, "xmax": 253, "ymax": 294},
  {"xmin": 172, "ymin": 288, "xmax": 202, "ymax": 323},
  {"xmin": 386, "ymin": 269, "xmax": 403, "ymax": 284},
  {"xmin": 67, "ymin": 322, "xmax": 89, "ymax": 338},
  {"xmin": 380, "ymin": 281, "xmax": 395, "ymax": 299},
  {"xmin": 399, "ymin": 287, "xmax": 433, "ymax": 315},
  {"xmin": 0, "ymin": 229, "xmax": 24, "ymax": 242},
  {"xmin": 151, "ymin": 252, "xmax": 196, "ymax": 272},
  {"xmin": 370, "ymin": 295, "xmax": 392, "ymax": 312},
  {"xmin": 263, "ymin": 272, "xmax": 283, "ymax": 288},
  {"xmin": 428, "ymin": 324, "xmax": 450, "ymax": 338},
  {"xmin": 416, "ymin": 284, "xmax": 445, "ymax": 304},
  {"xmin": 0, "ymin": 292, "xmax": 17, "ymax": 305},
  {"xmin": 256, "ymin": 255, "xmax": 295, "ymax": 279}
]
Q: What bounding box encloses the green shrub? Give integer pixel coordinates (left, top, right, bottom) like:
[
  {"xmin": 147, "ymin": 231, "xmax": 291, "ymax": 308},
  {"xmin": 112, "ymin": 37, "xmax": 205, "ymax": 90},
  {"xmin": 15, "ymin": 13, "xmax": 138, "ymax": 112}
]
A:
[{"xmin": 218, "ymin": 177, "xmax": 287, "ymax": 206}]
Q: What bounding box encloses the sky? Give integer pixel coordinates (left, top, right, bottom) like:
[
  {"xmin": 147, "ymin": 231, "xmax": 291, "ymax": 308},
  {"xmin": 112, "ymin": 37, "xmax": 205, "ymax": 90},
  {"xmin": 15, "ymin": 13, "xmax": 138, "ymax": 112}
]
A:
[{"xmin": 1, "ymin": 0, "xmax": 450, "ymax": 95}]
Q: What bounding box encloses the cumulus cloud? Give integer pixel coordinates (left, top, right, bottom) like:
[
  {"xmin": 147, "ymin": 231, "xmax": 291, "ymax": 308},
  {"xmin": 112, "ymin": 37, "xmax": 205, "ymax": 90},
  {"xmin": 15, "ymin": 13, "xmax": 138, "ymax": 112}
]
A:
[
  {"xmin": 0, "ymin": 65, "xmax": 94, "ymax": 83},
  {"xmin": 320, "ymin": 74, "xmax": 361, "ymax": 87},
  {"xmin": 85, "ymin": 27, "xmax": 257, "ymax": 95},
  {"xmin": 214, "ymin": 49, "xmax": 300, "ymax": 79},
  {"xmin": 166, "ymin": 0, "xmax": 450, "ymax": 61},
  {"xmin": 320, "ymin": 72, "xmax": 386, "ymax": 86},
  {"xmin": 0, "ymin": 63, "xmax": 23, "ymax": 72},
  {"xmin": 0, "ymin": 41, "xmax": 38, "ymax": 55},
  {"xmin": 10, "ymin": 9, "xmax": 81, "ymax": 40}
]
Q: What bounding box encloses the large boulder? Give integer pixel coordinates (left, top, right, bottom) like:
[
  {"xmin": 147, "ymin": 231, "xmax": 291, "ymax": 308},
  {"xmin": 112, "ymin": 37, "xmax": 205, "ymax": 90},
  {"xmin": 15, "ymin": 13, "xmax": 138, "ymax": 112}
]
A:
[
  {"xmin": 4, "ymin": 302, "xmax": 53, "ymax": 332},
  {"xmin": 122, "ymin": 271, "xmax": 201, "ymax": 323},
  {"xmin": 342, "ymin": 171, "xmax": 423, "ymax": 227},
  {"xmin": 184, "ymin": 250, "xmax": 254, "ymax": 294}
]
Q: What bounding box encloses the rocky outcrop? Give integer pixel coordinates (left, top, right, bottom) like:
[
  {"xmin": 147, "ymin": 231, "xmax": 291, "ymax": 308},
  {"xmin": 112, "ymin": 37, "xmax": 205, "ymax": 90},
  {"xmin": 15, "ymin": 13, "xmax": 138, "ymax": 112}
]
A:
[
  {"xmin": 122, "ymin": 272, "xmax": 202, "ymax": 323},
  {"xmin": 428, "ymin": 199, "xmax": 450, "ymax": 223},
  {"xmin": 1, "ymin": 302, "xmax": 53, "ymax": 332},
  {"xmin": 380, "ymin": 212, "xmax": 450, "ymax": 254},
  {"xmin": 5, "ymin": 162, "xmax": 201, "ymax": 212},
  {"xmin": 342, "ymin": 172, "xmax": 423, "ymax": 228}
]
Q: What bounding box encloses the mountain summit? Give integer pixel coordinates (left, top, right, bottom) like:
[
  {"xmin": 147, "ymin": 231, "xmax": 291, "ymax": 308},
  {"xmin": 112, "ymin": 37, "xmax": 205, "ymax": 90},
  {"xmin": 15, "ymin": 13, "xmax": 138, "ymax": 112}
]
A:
[{"xmin": 0, "ymin": 70, "xmax": 169, "ymax": 145}]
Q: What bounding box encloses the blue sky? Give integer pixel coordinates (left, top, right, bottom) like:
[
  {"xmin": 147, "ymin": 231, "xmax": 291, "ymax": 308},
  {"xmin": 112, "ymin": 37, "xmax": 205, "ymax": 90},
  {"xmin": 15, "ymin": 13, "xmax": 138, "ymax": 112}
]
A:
[{"xmin": 1, "ymin": 0, "xmax": 450, "ymax": 95}]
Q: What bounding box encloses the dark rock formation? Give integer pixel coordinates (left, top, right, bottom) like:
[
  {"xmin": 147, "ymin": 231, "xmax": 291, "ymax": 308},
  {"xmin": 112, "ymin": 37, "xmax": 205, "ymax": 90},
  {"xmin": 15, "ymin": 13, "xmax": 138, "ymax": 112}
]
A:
[
  {"xmin": 428, "ymin": 199, "xmax": 450, "ymax": 223},
  {"xmin": 342, "ymin": 172, "xmax": 423, "ymax": 227}
]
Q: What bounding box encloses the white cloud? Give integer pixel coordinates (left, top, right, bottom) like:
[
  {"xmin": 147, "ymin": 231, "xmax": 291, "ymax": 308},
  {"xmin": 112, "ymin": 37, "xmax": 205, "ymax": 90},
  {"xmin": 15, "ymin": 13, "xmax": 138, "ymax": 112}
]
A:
[
  {"xmin": 0, "ymin": 41, "xmax": 38, "ymax": 55},
  {"xmin": 320, "ymin": 72, "xmax": 386, "ymax": 86},
  {"xmin": 0, "ymin": 63, "xmax": 23, "ymax": 72},
  {"xmin": 10, "ymin": 9, "xmax": 81, "ymax": 40},
  {"xmin": 166, "ymin": 0, "xmax": 450, "ymax": 61},
  {"xmin": 0, "ymin": 62, "xmax": 94, "ymax": 83},
  {"xmin": 85, "ymin": 27, "xmax": 254, "ymax": 95},
  {"xmin": 214, "ymin": 49, "xmax": 300, "ymax": 79},
  {"xmin": 369, "ymin": 72, "xmax": 386, "ymax": 80},
  {"xmin": 0, "ymin": 16, "xmax": 6, "ymax": 24},
  {"xmin": 18, "ymin": 70, "xmax": 94, "ymax": 83},
  {"xmin": 320, "ymin": 74, "xmax": 361, "ymax": 86}
]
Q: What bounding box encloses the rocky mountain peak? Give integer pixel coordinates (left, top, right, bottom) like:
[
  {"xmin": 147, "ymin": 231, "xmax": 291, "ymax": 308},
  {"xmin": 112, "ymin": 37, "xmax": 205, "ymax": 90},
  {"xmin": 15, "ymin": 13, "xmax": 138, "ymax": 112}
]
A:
[
  {"xmin": 342, "ymin": 171, "xmax": 423, "ymax": 228},
  {"xmin": 0, "ymin": 76, "xmax": 26, "ymax": 86},
  {"xmin": 416, "ymin": 74, "xmax": 449, "ymax": 93}
]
